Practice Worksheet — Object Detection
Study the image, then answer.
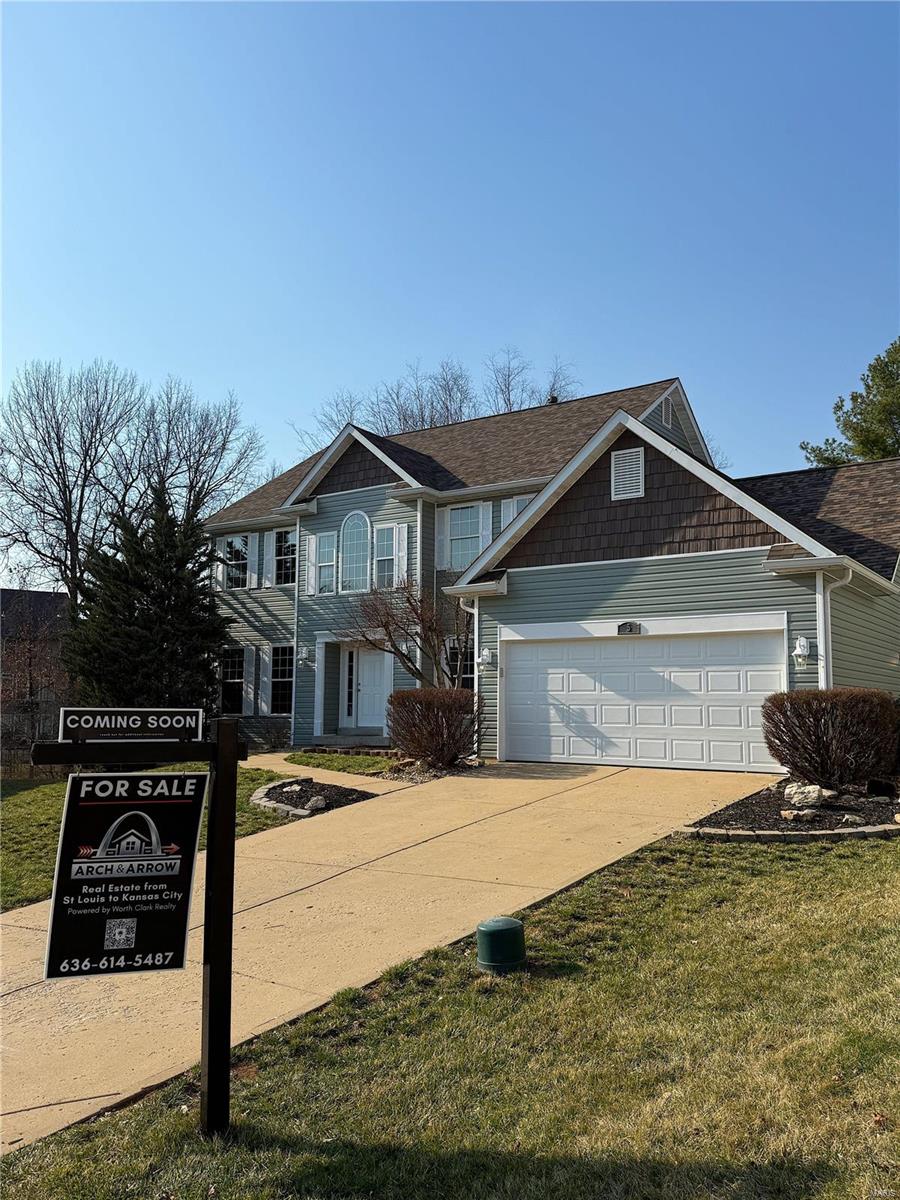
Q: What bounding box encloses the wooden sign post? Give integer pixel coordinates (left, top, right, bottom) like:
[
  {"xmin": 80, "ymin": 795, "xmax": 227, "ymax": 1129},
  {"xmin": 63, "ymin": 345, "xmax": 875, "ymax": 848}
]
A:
[{"xmin": 32, "ymin": 714, "xmax": 246, "ymax": 1137}]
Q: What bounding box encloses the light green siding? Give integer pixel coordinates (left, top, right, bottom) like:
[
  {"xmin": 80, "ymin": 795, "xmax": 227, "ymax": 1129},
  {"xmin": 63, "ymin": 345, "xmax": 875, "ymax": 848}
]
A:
[
  {"xmin": 641, "ymin": 404, "xmax": 694, "ymax": 455},
  {"xmin": 476, "ymin": 549, "xmax": 819, "ymax": 758},
  {"xmin": 294, "ymin": 485, "xmax": 419, "ymax": 740},
  {"xmin": 830, "ymin": 584, "xmax": 900, "ymax": 695}
]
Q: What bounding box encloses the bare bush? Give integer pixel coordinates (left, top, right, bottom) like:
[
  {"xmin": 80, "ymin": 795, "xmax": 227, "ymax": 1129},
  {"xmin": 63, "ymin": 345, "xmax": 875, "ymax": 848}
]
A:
[
  {"xmin": 387, "ymin": 687, "xmax": 483, "ymax": 768},
  {"xmin": 761, "ymin": 688, "xmax": 900, "ymax": 788}
]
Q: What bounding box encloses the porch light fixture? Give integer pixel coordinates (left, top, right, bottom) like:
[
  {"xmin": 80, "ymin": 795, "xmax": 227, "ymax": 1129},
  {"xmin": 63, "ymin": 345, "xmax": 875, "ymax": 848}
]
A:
[
  {"xmin": 790, "ymin": 636, "xmax": 809, "ymax": 671},
  {"xmin": 478, "ymin": 647, "xmax": 493, "ymax": 666}
]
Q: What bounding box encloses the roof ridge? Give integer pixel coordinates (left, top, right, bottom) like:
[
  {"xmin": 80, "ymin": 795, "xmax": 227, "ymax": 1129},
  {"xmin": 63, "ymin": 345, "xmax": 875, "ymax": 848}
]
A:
[
  {"xmin": 738, "ymin": 456, "xmax": 900, "ymax": 484},
  {"xmin": 381, "ymin": 377, "xmax": 678, "ymax": 442}
]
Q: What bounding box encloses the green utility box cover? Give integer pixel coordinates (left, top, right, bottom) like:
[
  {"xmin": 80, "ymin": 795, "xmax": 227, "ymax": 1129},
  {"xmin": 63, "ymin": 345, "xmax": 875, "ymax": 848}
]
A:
[{"xmin": 476, "ymin": 916, "xmax": 526, "ymax": 973}]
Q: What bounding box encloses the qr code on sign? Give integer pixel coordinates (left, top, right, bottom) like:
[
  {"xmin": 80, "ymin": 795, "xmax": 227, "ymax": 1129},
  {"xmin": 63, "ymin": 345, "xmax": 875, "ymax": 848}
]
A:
[{"xmin": 104, "ymin": 918, "xmax": 137, "ymax": 950}]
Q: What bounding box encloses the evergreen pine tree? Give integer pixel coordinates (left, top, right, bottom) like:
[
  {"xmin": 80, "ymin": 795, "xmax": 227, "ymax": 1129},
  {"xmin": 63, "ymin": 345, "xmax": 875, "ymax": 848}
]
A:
[{"xmin": 65, "ymin": 481, "xmax": 231, "ymax": 710}]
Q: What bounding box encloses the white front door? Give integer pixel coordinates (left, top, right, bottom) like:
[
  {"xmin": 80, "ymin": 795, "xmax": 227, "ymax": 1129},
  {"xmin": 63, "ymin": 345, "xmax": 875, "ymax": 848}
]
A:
[
  {"xmin": 503, "ymin": 631, "xmax": 785, "ymax": 770},
  {"xmin": 355, "ymin": 648, "xmax": 386, "ymax": 729}
]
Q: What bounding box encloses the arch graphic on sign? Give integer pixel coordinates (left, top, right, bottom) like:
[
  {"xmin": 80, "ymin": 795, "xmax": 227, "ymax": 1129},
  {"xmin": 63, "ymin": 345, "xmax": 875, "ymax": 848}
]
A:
[{"xmin": 96, "ymin": 811, "xmax": 163, "ymax": 858}]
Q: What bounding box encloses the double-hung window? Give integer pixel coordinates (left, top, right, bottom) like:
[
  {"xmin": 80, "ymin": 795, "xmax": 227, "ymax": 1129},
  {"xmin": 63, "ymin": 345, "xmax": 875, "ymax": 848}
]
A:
[
  {"xmin": 446, "ymin": 640, "xmax": 475, "ymax": 691},
  {"xmin": 274, "ymin": 529, "xmax": 297, "ymax": 586},
  {"xmin": 449, "ymin": 505, "xmax": 481, "ymax": 571},
  {"xmin": 224, "ymin": 535, "xmax": 249, "ymax": 590},
  {"xmin": 316, "ymin": 532, "xmax": 336, "ymax": 595},
  {"xmin": 374, "ymin": 525, "xmax": 396, "ymax": 589},
  {"xmin": 270, "ymin": 645, "xmax": 294, "ymax": 715},
  {"xmin": 220, "ymin": 647, "xmax": 244, "ymax": 713},
  {"xmin": 340, "ymin": 512, "xmax": 370, "ymax": 592},
  {"xmin": 500, "ymin": 494, "xmax": 536, "ymax": 530}
]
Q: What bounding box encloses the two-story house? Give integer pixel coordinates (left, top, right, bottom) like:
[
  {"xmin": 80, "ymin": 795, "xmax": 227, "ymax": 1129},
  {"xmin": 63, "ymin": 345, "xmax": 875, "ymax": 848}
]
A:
[{"xmin": 206, "ymin": 378, "xmax": 900, "ymax": 772}]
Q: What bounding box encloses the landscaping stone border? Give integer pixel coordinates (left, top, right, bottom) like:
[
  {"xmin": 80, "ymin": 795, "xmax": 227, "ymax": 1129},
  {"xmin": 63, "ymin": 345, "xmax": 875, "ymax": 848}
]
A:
[
  {"xmin": 249, "ymin": 781, "xmax": 305, "ymax": 819},
  {"xmin": 682, "ymin": 822, "xmax": 900, "ymax": 844}
]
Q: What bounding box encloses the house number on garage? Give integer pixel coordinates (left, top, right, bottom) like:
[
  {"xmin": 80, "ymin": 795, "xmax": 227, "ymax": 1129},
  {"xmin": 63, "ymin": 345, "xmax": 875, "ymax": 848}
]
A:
[{"xmin": 617, "ymin": 621, "xmax": 642, "ymax": 635}]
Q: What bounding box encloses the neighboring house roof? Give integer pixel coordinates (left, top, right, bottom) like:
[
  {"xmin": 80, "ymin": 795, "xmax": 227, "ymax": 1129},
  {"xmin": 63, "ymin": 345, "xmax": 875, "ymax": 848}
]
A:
[
  {"xmin": 0, "ymin": 589, "xmax": 68, "ymax": 638},
  {"xmin": 737, "ymin": 458, "xmax": 900, "ymax": 580},
  {"xmin": 206, "ymin": 379, "xmax": 678, "ymax": 524}
]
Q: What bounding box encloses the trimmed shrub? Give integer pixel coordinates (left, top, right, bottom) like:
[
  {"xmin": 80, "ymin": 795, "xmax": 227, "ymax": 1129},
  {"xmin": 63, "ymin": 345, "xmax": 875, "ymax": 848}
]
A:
[
  {"xmin": 387, "ymin": 687, "xmax": 483, "ymax": 768},
  {"xmin": 761, "ymin": 687, "xmax": 900, "ymax": 788}
]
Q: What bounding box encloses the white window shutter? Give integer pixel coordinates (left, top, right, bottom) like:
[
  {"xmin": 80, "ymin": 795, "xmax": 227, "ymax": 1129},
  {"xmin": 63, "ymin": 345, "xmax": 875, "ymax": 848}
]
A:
[
  {"xmin": 395, "ymin": 523, "xmax": 408, "ymax": 584},
  {"xmin": 480, "ymin": 501, "xmax": 492, "ymax": 551},
  {"xmin": 500, "ymin": 498, "xmax": 516, "ymax": 530},
  {"xmin": 258, "ymin": 645, "xmax": 272, "ymax": 715},
  {"xmin": 242, "ymin": 646, "xmax": 255, "ymax": 715},
  {"xmin": 213, "ymin": 538, "xmax": 226, "ymax": 591},
  {"xmin": 262, "ymin": 531, "xmax": 275, "ymax": 589},
  {"xmin": 436, "ymin": 508, "xmax": 449, "ymax": 570},
  {"xmin": 306, "ymin": 534, "xmax": 317, "ymax": 596},
  {"xmin": 247, "ymin": 532, "xmax": 260, "ymax": 589},
  {"xmin": 611, "ymin": 447, "xmax": 645, "ymax": 500}
]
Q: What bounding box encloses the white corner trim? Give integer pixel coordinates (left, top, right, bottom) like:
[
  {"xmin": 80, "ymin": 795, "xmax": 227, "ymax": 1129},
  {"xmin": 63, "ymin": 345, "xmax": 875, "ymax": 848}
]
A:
[
  {"xmin": 313, "ymin": 640, "xmax": 326, "ymax": 736},
  {"xmin": 497, "ymin": 611, "xmax": 789, "ymax": 642},
  {"xmin": 453, "ymin": 410, "xmax": 838, "ymax": 588},
  {"xmin": 281, "ymin": 425, "xmax": 422, "ymax": 506},
  {"xmin": 291, "ymin": 515, "xmax": 300, "ymax": 746}
]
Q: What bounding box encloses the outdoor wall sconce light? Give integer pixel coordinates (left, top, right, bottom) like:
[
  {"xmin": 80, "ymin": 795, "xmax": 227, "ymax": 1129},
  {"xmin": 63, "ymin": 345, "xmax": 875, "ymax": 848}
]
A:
[
  {"xmin": 791, "ymin": 636, "xmax": 810, "ymax": 670},
  {"xmin": 478, "ymin": 647, "xmax": 493, "ymax": 666}
]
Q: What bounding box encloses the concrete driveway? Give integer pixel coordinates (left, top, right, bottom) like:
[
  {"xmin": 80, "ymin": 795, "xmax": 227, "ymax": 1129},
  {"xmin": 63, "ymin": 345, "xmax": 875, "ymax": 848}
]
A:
[{"xmin": 0, "ymin": 762, "xmax": 774, "ymax": 1151}]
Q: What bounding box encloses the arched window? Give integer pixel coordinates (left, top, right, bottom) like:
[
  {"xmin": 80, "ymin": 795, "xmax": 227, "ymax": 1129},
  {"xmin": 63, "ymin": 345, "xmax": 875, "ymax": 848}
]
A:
[{"xmin": 340, "ymin": 512, "xmax": 371, "ymax": 592}]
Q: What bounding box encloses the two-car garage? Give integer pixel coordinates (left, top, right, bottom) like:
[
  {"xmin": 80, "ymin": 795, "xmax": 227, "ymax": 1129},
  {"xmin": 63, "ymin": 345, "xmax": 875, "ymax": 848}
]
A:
[{"xmin": 501, "ymin": 623, "xmax": 785, "ymax": 771}]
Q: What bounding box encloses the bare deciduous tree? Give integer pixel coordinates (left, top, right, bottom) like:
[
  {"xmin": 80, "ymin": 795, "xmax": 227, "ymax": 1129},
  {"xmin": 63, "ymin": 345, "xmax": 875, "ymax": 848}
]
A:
[
  {"xmin": 338, "ymin": 578, "xmax": 473, "ymax": 688},
  {"xmin": 0, "ymin": 359, "xmax": 263, "ymax": 608},
  {"xmin": 483, "ymin": 346, "xmax": 540, "ymax": 413}
]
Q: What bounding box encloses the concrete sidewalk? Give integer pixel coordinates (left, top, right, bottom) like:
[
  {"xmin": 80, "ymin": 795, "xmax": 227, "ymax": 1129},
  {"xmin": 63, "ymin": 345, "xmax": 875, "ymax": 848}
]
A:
[{"xmin": 0, "ymin": 763, "xmax": 774, "ymax": 1151}]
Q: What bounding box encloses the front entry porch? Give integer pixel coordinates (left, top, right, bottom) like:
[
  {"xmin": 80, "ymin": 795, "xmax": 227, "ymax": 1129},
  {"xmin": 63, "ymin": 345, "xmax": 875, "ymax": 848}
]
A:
[{"xmin": 313, "ymin": 637, "xmax": 394, "ymax": 742}]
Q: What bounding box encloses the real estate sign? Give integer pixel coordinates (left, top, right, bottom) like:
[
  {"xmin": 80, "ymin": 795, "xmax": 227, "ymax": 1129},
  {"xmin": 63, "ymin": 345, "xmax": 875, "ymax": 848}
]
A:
[
  {"xmin": 57, "ymin": 707, "xmax": 204, "ymax": 742},
  {"xmin": 44, "ymin": 772, "xmax": 208, "ymax": 980}
]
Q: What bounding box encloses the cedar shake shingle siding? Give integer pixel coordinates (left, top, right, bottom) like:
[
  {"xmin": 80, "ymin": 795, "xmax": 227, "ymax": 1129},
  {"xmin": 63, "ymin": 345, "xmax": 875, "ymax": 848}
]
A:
[
  {"xmin": 311, "ymin": 441, "xmax": 401, "ymax": 495},
  {"xmin": 498, "ymin": 433, "xmax": 786, "ymax": 570}
]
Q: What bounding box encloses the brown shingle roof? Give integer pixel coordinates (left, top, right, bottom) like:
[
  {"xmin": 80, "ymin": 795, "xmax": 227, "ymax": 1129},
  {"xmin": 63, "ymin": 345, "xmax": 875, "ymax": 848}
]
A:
[
  {"xmin": 738, "ymin": 458, "xmax": 900, "ymax": 580},
  {"xmin": 207, "ymin": 379, "xmax": 676, "ymax": 523}
]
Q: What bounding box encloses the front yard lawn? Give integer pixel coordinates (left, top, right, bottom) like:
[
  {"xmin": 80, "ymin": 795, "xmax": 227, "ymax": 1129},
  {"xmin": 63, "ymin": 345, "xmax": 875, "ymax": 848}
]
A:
[
  {"xmin": 5, "ymin": 837, "xmax": 898, "ymax": 1200},
  {"xmin": 0, "ymin": 767, "xmax": 292, "ymax": 911},
  {"xmin": 283, "ymin": 750, "xmax": 394, "ymax": 776}
]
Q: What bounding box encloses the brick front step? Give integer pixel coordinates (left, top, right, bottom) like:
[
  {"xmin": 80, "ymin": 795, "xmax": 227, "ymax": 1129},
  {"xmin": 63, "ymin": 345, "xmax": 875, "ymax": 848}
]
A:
[
  {"xmin": 680, "ymin": 823, "xmax": 900, "ymax": 844},
  {"xmin": 295, "ymin": 745, "xmax": 401, "ymax": 759}
]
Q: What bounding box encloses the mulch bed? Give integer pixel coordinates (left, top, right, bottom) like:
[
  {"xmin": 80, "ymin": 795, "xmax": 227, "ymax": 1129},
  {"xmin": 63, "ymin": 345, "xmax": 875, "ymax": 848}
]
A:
[
  {"xmin": 264, "ymin": 777, "xmax": 375, "ymax": 815},
  {"xmin": 694, "ymin": 780, "xmax": 898, "ymax": 833}
]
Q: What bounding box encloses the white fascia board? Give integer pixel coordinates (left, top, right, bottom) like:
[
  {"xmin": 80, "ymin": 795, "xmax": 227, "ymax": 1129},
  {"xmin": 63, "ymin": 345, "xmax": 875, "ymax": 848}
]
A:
[
  {"xmin": 640, "ymin": 380, "xmax": 712, "ymax": 466},
  {"xmin": 281, "ymin": 426, "xmax": 422, "ymax": 507},
  {"xmin": 454, "ymin": 411, "xmax": 840, "ymax": 587},
  {"xmin": 767, "ymin": 555, "xmax": 899, "ymax": 596},
  {"xmin": 498, "ymin": 611, "xmax": 788, "ymax": 642},
  {"xmin": 442, "ymin": 576, "xmax": 508, "ymax": 597},
  {"xmin": 205, "ymin": 501, "xmax": 318, "ymax": 533},
  {"xmin": 397, "ymin": 476, "xmax": 554, "ymax": 503}
]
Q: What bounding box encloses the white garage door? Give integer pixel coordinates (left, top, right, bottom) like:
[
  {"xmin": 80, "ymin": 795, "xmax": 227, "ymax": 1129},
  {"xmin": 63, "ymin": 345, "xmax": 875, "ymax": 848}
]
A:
[{"xmin": 503, "ymin": 632, "xmax": 784, "ymax": 770}]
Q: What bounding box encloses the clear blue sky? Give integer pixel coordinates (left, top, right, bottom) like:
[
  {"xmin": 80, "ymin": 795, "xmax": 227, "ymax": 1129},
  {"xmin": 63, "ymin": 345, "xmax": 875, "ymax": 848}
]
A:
[{"xmin": 3, "ymin": 2, "xmax": 898, "ymax": 477}]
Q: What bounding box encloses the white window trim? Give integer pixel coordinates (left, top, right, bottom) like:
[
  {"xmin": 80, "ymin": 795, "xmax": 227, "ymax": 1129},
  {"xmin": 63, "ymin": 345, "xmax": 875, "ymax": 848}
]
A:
[
  {"xmin": 447, "ymin": 502, "xmax": 484, "ymax": 573},
  {"xmin": 610, "ymin": 446, "xmax": 645, "ymax": 501},
  {"xmin": 339, "ymin": 511, "xmax": 372, "ymax": 594},
  {"xmin": 373, "ymin": 522, "xmax": 397, "ymax": 590},
  {"xmin": 267, "ymin": 642, "xmax": 295, "ymax": 716},
  {"xmin": 316, "ymin": 530, "xmax": 338, "ymax": 596},
  {"xmin": 500, "ymin": 494, "xmax": 536, "ymax": 530},
  {"xmin": 223, "ymin": 533, "xmax": 251, "ymax": 591},
  {"xmin": 272, "ymin": 527, "xmax": 298, "ymax": 588}
]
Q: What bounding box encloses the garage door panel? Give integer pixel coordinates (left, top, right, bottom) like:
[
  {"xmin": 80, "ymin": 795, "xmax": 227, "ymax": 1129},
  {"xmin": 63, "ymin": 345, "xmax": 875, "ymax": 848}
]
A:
[{"xmin": 503, "ymin": 630, "xmax": 783, "ymax": 771}]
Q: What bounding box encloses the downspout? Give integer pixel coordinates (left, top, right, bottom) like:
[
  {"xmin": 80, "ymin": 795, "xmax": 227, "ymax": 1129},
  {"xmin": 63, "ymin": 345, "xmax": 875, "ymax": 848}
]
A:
[{"xmin": 821, "ymin": 567, "xmax": 853, "ymax": 689}]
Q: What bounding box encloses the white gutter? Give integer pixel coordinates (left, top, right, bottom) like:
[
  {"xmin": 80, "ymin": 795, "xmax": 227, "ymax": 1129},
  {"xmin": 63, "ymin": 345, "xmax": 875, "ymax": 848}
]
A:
[
  {"xmin": 205, "ymin": 500, "xmax": 317, "ymax": 534},
  {"xmin": 443, "ymin": 575, "xmax": 508, "ymax": 598},
  {"xmin": 391, "ymin": 476, "xmax": 553, "ymax": 503},
  {"xmin": 766, "ymin": 554, "xmax": 897, "ymax": 597}
]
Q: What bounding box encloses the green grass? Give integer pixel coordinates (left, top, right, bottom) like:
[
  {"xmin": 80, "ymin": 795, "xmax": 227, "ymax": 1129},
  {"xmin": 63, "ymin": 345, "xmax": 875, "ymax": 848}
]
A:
[
  {"xmin": 283, "ymin": 750, "xmax": 393, "ymax": 776},
  {"xmin": 0, "ymin": 767, "xmax": 292, "ymax": 911},
  {"xmin": 5, "ymin": 837, "xmax": 898, "ymax": 1200}
]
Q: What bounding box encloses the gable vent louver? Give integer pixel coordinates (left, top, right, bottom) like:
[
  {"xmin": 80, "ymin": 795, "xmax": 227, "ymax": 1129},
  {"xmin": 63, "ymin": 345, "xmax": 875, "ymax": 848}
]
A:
[{"xmin": 611, "ymin": 446, "xmax": 645, "ymax": 500}]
